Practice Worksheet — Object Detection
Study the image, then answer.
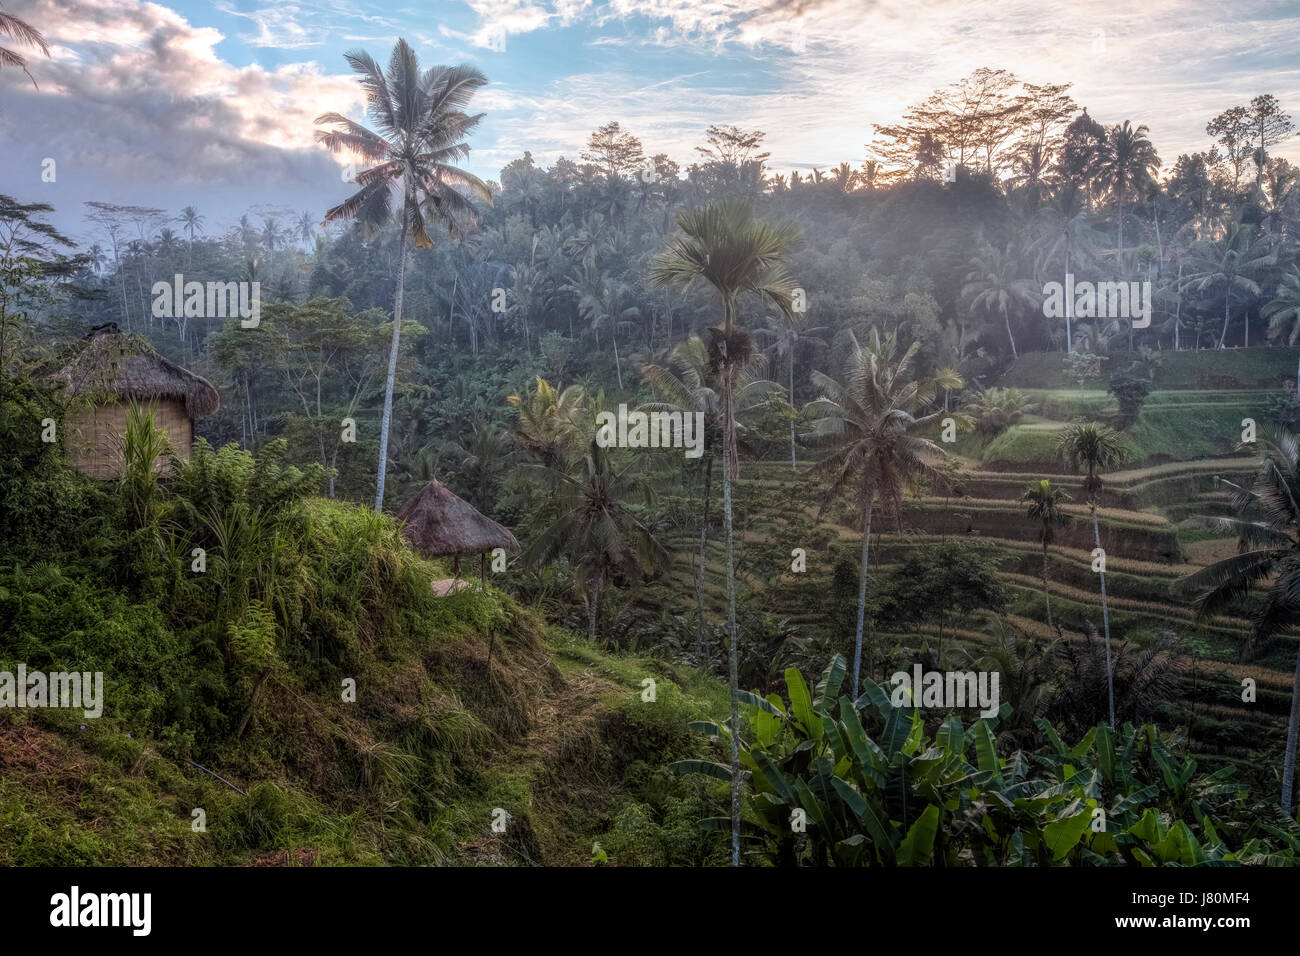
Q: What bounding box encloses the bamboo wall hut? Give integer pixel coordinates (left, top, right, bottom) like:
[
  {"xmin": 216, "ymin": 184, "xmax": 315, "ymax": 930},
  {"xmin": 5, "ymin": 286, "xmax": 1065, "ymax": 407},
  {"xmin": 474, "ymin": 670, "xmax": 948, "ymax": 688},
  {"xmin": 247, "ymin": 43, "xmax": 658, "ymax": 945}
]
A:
[
  {"xmin": 396, "ymin": 479, "xmax": 520, "ymax": 582},
  {"xmin": 50, "ymin": 323, "xmax": 220, "ymax": 479}
]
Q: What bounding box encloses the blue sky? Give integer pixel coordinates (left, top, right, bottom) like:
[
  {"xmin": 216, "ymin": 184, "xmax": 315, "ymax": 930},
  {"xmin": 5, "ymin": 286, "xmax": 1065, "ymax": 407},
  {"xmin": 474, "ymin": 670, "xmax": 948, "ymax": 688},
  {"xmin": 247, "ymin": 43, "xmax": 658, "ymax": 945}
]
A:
[{"xmin": 3, "ymin": 0, "xmax": 1299, "ymax": 241}]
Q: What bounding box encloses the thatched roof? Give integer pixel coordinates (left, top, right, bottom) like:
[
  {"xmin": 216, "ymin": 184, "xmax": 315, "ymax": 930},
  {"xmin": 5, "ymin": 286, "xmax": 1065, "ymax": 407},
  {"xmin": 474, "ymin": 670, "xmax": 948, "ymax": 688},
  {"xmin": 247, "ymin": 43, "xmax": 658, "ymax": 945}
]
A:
[
  {"xmin": 396, "ymin": 479, "xmax": 520, "ymax": 558},
  {"xmin": 51, "ymin": 323, "xmax": 220, "ymax": 417}
]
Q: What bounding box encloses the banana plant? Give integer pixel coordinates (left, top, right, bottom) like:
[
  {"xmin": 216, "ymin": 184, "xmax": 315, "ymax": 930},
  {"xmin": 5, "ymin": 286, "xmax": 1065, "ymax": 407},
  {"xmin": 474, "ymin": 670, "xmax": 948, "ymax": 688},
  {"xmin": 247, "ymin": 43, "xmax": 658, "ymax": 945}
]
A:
[{"xmin": 672, "ymin": 656, "xmax": 1300, "ymax": 867}]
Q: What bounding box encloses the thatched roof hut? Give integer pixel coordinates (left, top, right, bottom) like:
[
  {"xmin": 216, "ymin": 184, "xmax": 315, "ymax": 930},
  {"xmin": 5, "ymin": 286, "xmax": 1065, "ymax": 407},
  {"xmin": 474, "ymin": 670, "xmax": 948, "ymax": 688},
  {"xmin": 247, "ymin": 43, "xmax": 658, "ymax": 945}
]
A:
[
  {"xmin": 53, "ymin": 324, "xmax": 220, "ymax": 416},
  {"xmin": 51, "ymin": 323, "xmax": 220, "ymax": 478},
  {"xmin": 396, "ymin": 479, "xmax": 520, "ymax": 560}
]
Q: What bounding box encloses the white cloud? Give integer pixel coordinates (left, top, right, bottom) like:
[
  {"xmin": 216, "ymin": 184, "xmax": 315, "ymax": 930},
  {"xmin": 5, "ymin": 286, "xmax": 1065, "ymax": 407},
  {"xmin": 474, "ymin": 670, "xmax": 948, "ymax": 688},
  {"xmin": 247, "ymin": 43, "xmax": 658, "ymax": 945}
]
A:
[
  {"xmin": 215, "ymin": 2, "xmax": 322, "ymax": 49},
  {"xmin": 1, "ymin": 0, "xmax": 1296, "ymax": 235}
]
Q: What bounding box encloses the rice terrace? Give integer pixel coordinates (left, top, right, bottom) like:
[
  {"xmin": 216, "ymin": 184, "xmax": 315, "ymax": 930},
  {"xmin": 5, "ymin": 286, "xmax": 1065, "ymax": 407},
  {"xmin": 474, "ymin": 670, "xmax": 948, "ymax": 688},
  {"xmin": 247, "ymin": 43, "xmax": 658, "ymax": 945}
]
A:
[{"xmin": 3, "ymin": 0, "xmax": 1300, "ymax": 901}]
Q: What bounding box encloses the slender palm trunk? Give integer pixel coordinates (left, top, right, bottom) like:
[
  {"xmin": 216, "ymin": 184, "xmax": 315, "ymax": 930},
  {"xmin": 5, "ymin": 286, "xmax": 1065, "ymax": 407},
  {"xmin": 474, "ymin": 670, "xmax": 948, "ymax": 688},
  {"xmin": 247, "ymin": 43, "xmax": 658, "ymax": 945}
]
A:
[
  {"xmin": 1041, "ymin": 538, "xmax": 1054, "ymax": 631},
  {"xmin": 116, "ymin": 254, "xmax": 130, "ymax": 331},
  {"xmin": 1283, "ymin": 641, "xmax": 1300, "ymax": 814},
  {"xmin": 852, "ymin": 478, "xmax": 875, "ymax": 694},
  {"xmin": 722, "ymin": 381, "xmax": 740, "ymax": 867},
  {"xmin": 789, "ymin": 344, "xmax": 798, "ymax": 471},
  {"xmin": 1064, "ymin": 244, "xmax": 1072, "ymax": 352},
  {"xmin": 244, "ymin": 375, "xmax": 255, "ymax": 449},
  {"xmin": 611, "ymin": 320, "xmax": 623, "ymax": 389},
  {"xmin": 1092, "ymin": 503, "xmax": 1116, "ymax": 728},
  {"xmin": 588, "ymin": 573, "xmax": 604, "ymax": 645},
  {"xmin": 1174, "ymin": 261, "xmax": 1183, "ymax": 350},
  {"xmin": 721, "ymin": 296, "xmax": 741, "ymax": 868},
  {"xmin": 1220, "ymin": 293, "xmax": 1231, "ymax": 350},
  {"xmin": 374, "ymin": 196, "xmax": 410, "ymax": 513},
  {"xmin": 1117, "ymin": 197, "xmax": 1125, "ymax": 262},
  {"xmin": 1003, "ymin": 304, "xmax": 1018, "ymax": 358},
  {"xmin": 695, "ymin": 455, "xmax": 713, "ymax": 662}
]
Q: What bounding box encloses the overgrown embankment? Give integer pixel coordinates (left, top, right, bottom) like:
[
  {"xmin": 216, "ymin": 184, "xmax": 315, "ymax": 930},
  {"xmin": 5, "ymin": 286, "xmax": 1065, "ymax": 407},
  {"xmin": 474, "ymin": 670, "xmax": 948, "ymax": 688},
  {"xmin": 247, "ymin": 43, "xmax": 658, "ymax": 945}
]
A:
[{"xmin": 0, "ymin": 394, "xmax": 729, "ymax": 866}]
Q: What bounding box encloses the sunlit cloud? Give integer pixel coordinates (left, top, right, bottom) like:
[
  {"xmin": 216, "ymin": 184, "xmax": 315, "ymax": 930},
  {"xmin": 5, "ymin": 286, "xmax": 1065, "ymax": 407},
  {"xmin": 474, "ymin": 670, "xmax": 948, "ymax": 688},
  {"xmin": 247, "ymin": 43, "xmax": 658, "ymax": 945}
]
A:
[
  {"xmin": 215, "ymin": 2, "xmax": 322, "ymax": 48},
  {"xmin": 0, "ymin": 0, "xmax": 1296, "ymax": 235}
]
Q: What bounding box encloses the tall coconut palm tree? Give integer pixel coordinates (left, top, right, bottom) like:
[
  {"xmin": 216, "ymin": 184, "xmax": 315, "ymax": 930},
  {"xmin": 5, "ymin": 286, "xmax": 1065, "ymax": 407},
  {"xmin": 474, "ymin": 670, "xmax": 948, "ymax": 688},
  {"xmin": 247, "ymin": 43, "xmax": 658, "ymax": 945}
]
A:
[
  {"xmin": 755, "ymin": 310, "xmax": 827, "ymax": 470},
  {"xmin": 235, "ymin": 214, "xmax": 258, "ymax": 253},
  {"xmin": 1021, "ymin": 478, "xmax": 1072, "ymax": 631},
  {"xmin": 507, "ymin": 376, "xmax": 588, "ymax": 470},
  {"xmin": 296, "ymin": 211, "xmax": 316, "ymax": 248},
  {"xmin": 1036, "ymin": 185, "xmax": 1103, "ymax": 352},
  {"xmin": 1057, "ymin": 422, "xmax": 1128, "ymax": 728},
  {"xmin": 1259, "ymin": 161, "xmax": 1299, "ymax": 242},
  {"xmin": 177, "ymin": 206, "xmax": 204, "ymax": 266},
  {"xmin": 1182, "ymin": 224, "xmax": 1271, "ymax": 348},
  {"xmin": 1156, "ymin": 220, "xmax": 1200, "ymax": 351},
  {"xmin": 1178, "ymin": 431, "xmax": 1300, "ymax": 812},
  {"xmin": 649, "ymin": 198, "xmax": 798, "ymax": 867},
  {"xmin": 522, "ymin": 439, "xmax": 667, "ymax": 646},
  {"xmin": 963, "ymin": 243, "xmax": 1038, "ymax": 358},
  {"xmin": 832, "ymin": 162, "xmax": 857, "ymax": 193},
  {"xmin": 504, "ymin": 258, "xmax": 553, "ymax": 357},
  {"xmin": 568, "ymin": 263, "xmax": 637, "ymax": 388},
  {"xmin": 640, "ymin": 335, "xmax": 780, "ymax": 660},
  {"xmin": 1096, "ymin": 121, "xmax": 1160, "ymax": 260},
  {"xmin": 0, "ymin": 4, "xmax": 48, "ymax": 88},
  {"xmin": 1263, "ymin": 265, "xmax": 1300, "ymax": 347},
  {"xmin": 805, "ymin": 328, "xmax": 964, "ymax": 693},
  {"xmin": 258, "ymin": 217, "xmax": 283, "ymax": 254},
  {"xmin": 449, "ymin": 420, "xmax": 512, "ymax": 513},
  {"xmin": 84, "ymin": 243, "xmax": 106, "ymax": 276},
  {"xmin": 316, "ymin": 39, "xmax": 491, "ymax": 512}
]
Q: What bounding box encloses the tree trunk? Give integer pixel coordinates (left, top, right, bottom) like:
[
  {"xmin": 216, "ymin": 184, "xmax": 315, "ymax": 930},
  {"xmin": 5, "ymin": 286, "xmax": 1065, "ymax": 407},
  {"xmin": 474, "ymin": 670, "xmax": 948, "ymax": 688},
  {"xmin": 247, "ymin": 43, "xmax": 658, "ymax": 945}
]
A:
[
  {"xmin": 1282, "ymin": 640, "xmax": 1300, "ymax": 814},
  {"xmin": 1042, "ymin": 538, "xmax": 1054, "ymax": 631},
  {"xmin": 723, "ymin": 385, "xmax": 741, "ymax": 868},
  {"xmin": 1092, "ymin": 505, "xmax": 1116, "ymax": 728},
  {"xmin": 852, "ymin": 480, "xmax": 875, "ymax": 694},
  {"xmin": 114, "ymin": 243, "xmax": 130, "ymax": 331},
  {"xmin": 244, "ymin": 375, "xmax": 255, "ymax": 450},
  {"xmin": 695, "ymin": 454, "xmax": 713, "ymax": 662},
  {"xmin": 1174, "ymin": 261, "xmax": 1183, "ymax": 350},
  {"xmin": 1117, "ymin": 198, "xmax": 1125, "ymax": 262},
  {"xmin": 236, "ymin": 668, "xmax": 273, "ymax": 738},
  {"xmin": 611, "ymin": 319, "xmax": 623, "ymax": 389},
  {"xmin": 721, "ymin": 294, "xmax": 741, "ymax": 868},
  {"xmin": 588, "ymin": 572, "xmax": 604, "ymax": 645},
  {"xmin": 1003, "ymin": 305, "xmax": 1018, "ymax": 358},
  {"xmin": 1064, "ymin": 244, "xmax": 1072, "ymax": 352},
  {"xmin": 374, "ymin": 196, "xmax": 411, "ymax": 513},
  {"xmin": 789, "ymin": 344, "xmax": 798, "ymax": 471},
  {"xmin": 1220, "ymin": 293, "xmax": 1230, "ymax": 350}
]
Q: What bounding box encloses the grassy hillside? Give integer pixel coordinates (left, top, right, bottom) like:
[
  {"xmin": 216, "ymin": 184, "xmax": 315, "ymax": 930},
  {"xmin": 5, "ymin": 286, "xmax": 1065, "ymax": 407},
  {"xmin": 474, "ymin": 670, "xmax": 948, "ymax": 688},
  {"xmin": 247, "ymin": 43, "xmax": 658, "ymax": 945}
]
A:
[
  {"xmin": 0, "ymin": 409, "xmax": 730, "ymax": 867},
  {"xmin": 0, "ymin": 607, "xmax": 729, "ymax": 867},
  {"xmin": 0, "ymin": 532, "xmax": 730, "ymax": 867}
]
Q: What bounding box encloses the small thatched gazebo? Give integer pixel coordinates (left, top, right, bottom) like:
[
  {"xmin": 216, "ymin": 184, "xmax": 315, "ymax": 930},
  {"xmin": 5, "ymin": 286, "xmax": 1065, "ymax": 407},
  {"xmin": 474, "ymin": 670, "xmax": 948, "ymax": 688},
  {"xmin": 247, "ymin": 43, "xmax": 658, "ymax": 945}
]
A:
[
  {"xmin": 51, "ymin": 323, "xmax": 220, "ymax": 478},
  {"xmin": 396, "ymin": 478, "xmax": 520, "ymax": 585}
]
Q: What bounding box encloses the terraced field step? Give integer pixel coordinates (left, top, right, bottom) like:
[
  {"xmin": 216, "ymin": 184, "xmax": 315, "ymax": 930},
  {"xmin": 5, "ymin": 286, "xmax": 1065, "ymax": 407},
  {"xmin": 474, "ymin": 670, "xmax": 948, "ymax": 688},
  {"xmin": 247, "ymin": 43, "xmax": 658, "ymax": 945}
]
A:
[
  {"xmin": 728, "ymin": 503, "xmax": 1184, "ymax": 563},
  {"xmin": 661, "ymin": 528, "xmax": 1200, "ymax": 581},
  {"xmin": 657, "ymin": 538, "xmax": 1251, "ymax": 637},
  {"xmin": 997, "ymin": 571, "xmax": 1251, "ymax": 631},
  {"xmin": 742, "ymin": 456, "xmax": 1259, "ymax": 488}
]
